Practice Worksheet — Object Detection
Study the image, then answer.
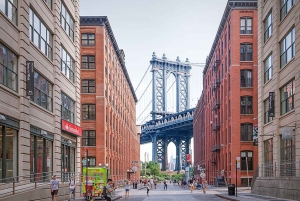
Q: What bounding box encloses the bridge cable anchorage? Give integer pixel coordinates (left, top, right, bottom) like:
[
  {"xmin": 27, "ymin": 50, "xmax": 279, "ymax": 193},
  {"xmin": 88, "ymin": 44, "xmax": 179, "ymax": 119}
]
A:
[
  {"xmin": 134, "ymin": 64, "xmax": 151, "ymax": 92},
  {"xmin": 136, "ymin": 100, "xmax": 152, "ymax": 121},
  {"xmin": 137, "ymin": 80, "xmax": 152, "ymax": 102}
]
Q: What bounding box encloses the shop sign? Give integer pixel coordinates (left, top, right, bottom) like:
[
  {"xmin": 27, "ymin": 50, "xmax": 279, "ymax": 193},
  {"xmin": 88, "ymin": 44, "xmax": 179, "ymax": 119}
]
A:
[
  {"xmin": 269, "ymin": 92, "xmax": 275, "ymax": 117},
  {"xmin": 236, "ymin": 157, "xmax": 240, "ymax": 170},
  {"xmin": 186, "ymin": 154, "xmax": 191, "ymax": 164},
  {"xmin": 282, "ymin": 127, "xmax": 294, "ymax": 139},
  {"xmin": 61, "ymin": 119, "xmax": 82, "ymax": 137},
  {"xmin": 253, "ymin": 125, "xmax": 258, "ymax": 146},
  {"xmin": 26, "ymin": 61, "xmax": 34, "ymax": 96}
]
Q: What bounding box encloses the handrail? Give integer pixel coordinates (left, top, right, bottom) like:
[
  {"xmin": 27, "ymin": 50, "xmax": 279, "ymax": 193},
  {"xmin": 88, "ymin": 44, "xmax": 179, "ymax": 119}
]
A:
[{"xmin": 0, "ymin": 171, "xmax": 82, "ymax": 199}]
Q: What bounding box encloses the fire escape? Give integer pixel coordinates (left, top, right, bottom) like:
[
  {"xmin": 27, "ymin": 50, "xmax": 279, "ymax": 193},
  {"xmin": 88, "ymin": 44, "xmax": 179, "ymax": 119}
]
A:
[{"xmin": 211, "ymin": 58, "xmax": 221, "ymax": 186}]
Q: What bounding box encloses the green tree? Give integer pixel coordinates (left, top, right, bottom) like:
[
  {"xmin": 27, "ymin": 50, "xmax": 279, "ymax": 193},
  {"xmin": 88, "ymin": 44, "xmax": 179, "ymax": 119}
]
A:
[{"xmin": 147, "ymin": 161, "xmax": 160, "ymax": 178}]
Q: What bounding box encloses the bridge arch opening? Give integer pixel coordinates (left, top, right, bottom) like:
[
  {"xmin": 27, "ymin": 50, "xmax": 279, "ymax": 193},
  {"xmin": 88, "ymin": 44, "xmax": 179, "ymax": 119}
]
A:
[
  {"xmin": 166, "ymin": 72, "xmax": 177, "ymax": 113},
  {"xmin": 167, "ymin": 141, "xmax": 176, "ymax": 171}
]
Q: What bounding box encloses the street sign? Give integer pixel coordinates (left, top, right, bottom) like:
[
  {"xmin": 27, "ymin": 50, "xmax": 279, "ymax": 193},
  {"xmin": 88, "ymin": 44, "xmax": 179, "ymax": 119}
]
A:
[
  {"xmin": 200, "ymin": 172, "xmax": 206, "ymax": 178},
  {"xmin": 236, "ymin": 157, "xmax": 240, "ymax": 170},
  {"xmin": 132, "ymin": 165, "xmax": 137, "ymax": 172}
]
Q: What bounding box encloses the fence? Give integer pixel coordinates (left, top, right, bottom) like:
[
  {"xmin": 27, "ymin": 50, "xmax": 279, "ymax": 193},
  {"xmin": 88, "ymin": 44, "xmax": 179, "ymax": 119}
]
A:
[{"xmin": 259, "ymin": 160, "xmax": 300, "ymax": 178}]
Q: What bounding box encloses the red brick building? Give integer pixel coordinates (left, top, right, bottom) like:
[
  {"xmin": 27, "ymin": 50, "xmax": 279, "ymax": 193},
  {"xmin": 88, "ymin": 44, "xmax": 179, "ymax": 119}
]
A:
[
  {"xmin": 80, "ymin": 16, "xmax": 140, "ymax": 181},
  {"xmin": 194, "ymin": 0, "xmax": 258, "ymax": 186}
]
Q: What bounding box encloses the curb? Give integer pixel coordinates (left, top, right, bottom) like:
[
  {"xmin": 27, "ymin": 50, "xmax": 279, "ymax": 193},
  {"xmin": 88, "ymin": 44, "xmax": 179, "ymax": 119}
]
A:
[{"xmin": 215, "ymin": 194, "xmax": 239, "ymax": 201}]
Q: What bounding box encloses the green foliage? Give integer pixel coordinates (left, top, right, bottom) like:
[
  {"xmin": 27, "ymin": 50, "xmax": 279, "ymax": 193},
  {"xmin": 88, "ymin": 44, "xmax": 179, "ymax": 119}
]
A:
[{"xmin": 171, "ymin": 173, "xmax": 185, "ymax": 181}]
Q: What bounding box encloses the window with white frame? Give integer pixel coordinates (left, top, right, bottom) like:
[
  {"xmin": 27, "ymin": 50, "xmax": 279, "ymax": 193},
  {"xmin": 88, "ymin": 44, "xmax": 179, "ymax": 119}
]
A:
[
  {"xmin": 240, "ymin": 70, "xmax": 252, "ymax": 87},
  {"xmin": 280, "ymin": 28, "xmax": 295, "ymax": 68},
  {"xmin": 264, "ymin": 54, "xmax": 272, "ymax": 83},
  {"xmin": 280, "ymin": 79, "xmax": 295, "ymax": 115},
  {"xmin": 29, "ymin": 8, "xmax": 53, "ymax": 60},
  {"xmin": 264, "ymin": 99, "xmax": 271, "ymax": 124},
  {"xmin": 240, "ymin": 17, "xmax": 252, "ymax": 34},
  {"xmin": 264, "ymin": 11, "xmax": 272, "ymax": 42},
  {"xmin": 280, "ymin": 0, "xmax": 294, "ymax": 20},
  {"xmin": 61, "ymin": 46, "xmax": 74, "ymax": 82},
  {"xmin": 0, "ymin": 0, "xmax": 17, "ymax": 24},
  {"xmin": 241, "ymin": 123, "xmax": 253, "ymax": 141},
  {"xmin": 61, "ymin": 2, "xmax": 74, "ymax": 40},
  {"xmin": 241, "ymin": 151, "xmax": 253, "ymax": 170}
]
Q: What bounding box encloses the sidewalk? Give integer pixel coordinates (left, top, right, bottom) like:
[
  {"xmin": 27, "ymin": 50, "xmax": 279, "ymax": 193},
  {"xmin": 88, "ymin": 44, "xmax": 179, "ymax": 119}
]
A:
[{"xmin": 206, "ymin": 186, "xmax": 295, "ymax": 201}]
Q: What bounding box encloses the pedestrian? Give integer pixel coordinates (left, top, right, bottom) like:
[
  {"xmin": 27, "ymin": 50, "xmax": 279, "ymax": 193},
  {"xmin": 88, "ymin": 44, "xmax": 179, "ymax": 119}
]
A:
[
  {"xmin": 202, "ymin": 179, "xmax": 207, "ymax": 194},
  {"xmin": 105, "ymin": 179, "xmax": 116, "ymax": 201},
  {"xmin": 154, "ymin": 179, "xmax": 157, "ymax": 189},
  {"xmin": 50, "ymin": 175, "xmax": 59, "ymax": 201},
  {"xmin": 149, "ymin": 178, "xmax": 154, "ymax": 189},
  {"xmin": 146, "ymin": 183, "xmax": 151, "ymax": 195},
  {"xmin": 163, "ymin": 180, "xmax": 167, "ymax": 190},
  {"xmin": 69, "ymin": 176, "xmax": 76, "ymax": 201},
  {"xmin": 190, "ymin": 182, "xmax": 195, "ymax": 193},
  {"xmin": 124, "ymin": 180, "xmax": 130, "ymax": 198}
]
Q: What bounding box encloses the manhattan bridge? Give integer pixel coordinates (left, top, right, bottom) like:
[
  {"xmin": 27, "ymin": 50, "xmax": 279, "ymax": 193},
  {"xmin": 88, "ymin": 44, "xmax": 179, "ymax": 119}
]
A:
[{"xmin": 136, "ymin": 52, "xmax": 204, "ymax": 171}]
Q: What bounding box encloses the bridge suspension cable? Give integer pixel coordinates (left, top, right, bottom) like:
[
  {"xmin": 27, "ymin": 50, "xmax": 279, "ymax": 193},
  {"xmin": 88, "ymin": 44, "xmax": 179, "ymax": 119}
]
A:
[
  {"xmin": 135, "ymin": 64, "xmax": 151, "ymax": 92},
  {"xmin": 137, "ymin": 80, "xmax": 152, "ymax": 102}
]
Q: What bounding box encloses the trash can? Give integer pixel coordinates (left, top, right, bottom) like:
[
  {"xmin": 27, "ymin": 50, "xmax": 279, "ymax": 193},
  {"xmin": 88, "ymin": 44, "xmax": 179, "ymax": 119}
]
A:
[{"xmin": 228, "ymin": 184, "xmax": 235, "ymax": 196}]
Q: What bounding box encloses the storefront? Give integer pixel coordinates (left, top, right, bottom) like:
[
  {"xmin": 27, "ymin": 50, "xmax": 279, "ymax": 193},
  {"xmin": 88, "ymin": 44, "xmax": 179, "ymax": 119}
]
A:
[
  {"xmin": 30, "ymin": 126, "xmax": 53, "ymax": 182},
  {"xmin": 61, "ymin": 119, "xmax": 81, "ymax": 181},
  {"xmin": 0, "ymin": 114, "xmax": 19, "ymax": 182}
]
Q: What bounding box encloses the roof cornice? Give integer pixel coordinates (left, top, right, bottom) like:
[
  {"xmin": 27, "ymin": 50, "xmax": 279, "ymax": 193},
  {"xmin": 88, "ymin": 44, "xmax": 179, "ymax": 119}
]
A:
[
  {"xmin": 203, "ymin": 0, "xmax": 257, "ymax": 75},
  {"xmin": 80, "ymin": 16, "xmax": 138, "ymax": 102}
]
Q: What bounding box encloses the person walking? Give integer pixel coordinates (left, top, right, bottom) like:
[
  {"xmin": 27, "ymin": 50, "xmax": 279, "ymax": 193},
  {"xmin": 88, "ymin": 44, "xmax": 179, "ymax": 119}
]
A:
[
  {"xmin": 154, "ymin": 179, "xmax": 157, "ymax": 189},
  {"xmin": 202, "ymin": 179, "xmax": 207, "ymax": 194},
  {"xmin": 69, "ymin": 176, "xmax": 76, "ymax": 201},
  {"xmin": 105, "ymin": 179, "xmax": 116, "ymax": 201},
  {"xmin": 146, "ymin": 182, "xmax": 151, "ymax": 196},
  {"xmin": 50, "ymin": 175, "xmax": 59, "ymax": 201},
  {"xmin": 124, "ymin": 180, "xmax": 130, "ymax": 198},
  {"xmin": 163, "ymin": 180, "xmax": 167, "ymax": 190}
]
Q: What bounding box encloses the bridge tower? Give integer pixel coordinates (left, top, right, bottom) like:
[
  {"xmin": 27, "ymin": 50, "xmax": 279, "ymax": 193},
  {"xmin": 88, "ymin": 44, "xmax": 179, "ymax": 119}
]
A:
[{"xmin": 150, "ymin": 52, "xmax": 192, "ymax": 171}]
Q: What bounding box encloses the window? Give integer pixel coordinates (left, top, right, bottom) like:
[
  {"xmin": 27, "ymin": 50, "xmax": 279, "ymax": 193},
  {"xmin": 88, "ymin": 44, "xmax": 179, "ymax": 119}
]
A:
[
  {"xmin": 81, "ymin": 55, "xmax": 95, "ymax": 69},
  {"xmin": 240, "ymin": 43, "xmax": 252, "ymax": 61},
  {"xmin": 0, "ymin": 126, "xmax": 18, "ymax": 182},
  {"xmin": 29, "ymin": 9, "xmax": 53, "ymax": 60},
  {"xmin": 82, "ymin": 80, "xmax": 95, "ymax": 93},
  {"xmin": 30, "ymin": 126, "xmax": 53, "ymax": 182},
  {"xmin": 280, "ymin": 79, "xmax": 295, "ymax": 115},
  {"xmin": 0, "ymin": 42, "xmax": 18, "ymax": 91},
  {"xmin": 87, "ymin": 157, "xmax": 96, "ymax": 167},
  {"xmin": 241, "ymin": 123, "xmax": 253, "ymax": 141},
  {"xmin": 240, "ymin": 70, "xmax": 252, "ymax": 87},
  {"xmin": 264, "ymin": 54, "xmax": 272, "ymax": 83},
  {"xmin": 280, "ymin": 0, "xmax": 294, "ymax": 20},
  {"xmin": 82, "ymin": 104, "xmax": 96, "ymax": 120},
  {"xmin": 280, "ymin": 28, "xmax": 295, "ymax": 67},
  {"xmin": 241, "ymin": 96, "xmax": 253, "ymax": 114},
  {"xmin": 264, "ymin": 12, "xmax": 272, "ymax": 42},
  {"xmin": 0, "ymin": 0, "xmax": 17, "ymax": 24},
  {"xmin": 264, "ymin": 139, "xmax": 273, "ymax": 177},
  {"xmin": 61, "ymin": 93, "xmax": 75, "ymax": 123},
  {"xmin": 241, "ymin": 151, "xmax": 253, "ymax": 170},
  {"xmin": 240, "ymin": 17, "xmax": 252, "ymax": 34},
  {"xmin": 61, "ymin": 137, "xmax": 75, "ymax": 180},
  {"xmin": 82, "ymin": 130, "xmax": 96, "ymax": 146},
  {"xmin": 61, "ymin": 46, "xmax": 74, "ymax": 82},
  {"xmin": 61, "ymin": 2, "xmax": 74, "ymax": 40},
  {"xmin": 81, "ymin": 33, "xmax": 95, "ymax": 46},
  {"xmin": 43, "ymin": 0, "xmax": 51, "ymax": 8},
  {"xmin": 280, "ymin": 136, "xmax": 295, "ymax": 176},
  {"xmin": 264, "ymin": 99, "xmax": 271, "ymax": 124},
  {"xmin": 30, "ymin": 71, "xmax": 53, "ymax": 111}
]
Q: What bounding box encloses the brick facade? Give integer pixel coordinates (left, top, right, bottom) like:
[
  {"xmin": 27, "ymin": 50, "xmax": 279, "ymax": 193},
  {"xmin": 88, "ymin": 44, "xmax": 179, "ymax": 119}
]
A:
[
  {"xmin": 80, "ymin": 17, "xmax": 140, "ymax": 182},
  {"xmin": 194, "ymin": 1, "xmax": 258, "ymax": 186}
]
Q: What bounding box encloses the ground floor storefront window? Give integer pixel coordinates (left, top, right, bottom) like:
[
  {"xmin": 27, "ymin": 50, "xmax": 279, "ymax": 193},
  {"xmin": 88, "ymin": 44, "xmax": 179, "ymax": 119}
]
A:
[
  {"xmin": 30, "ymin": 126, "xmax": 53, "ymax": 182},
  {"xmin": 0, "ymin": 116, "xmax": 19, "ymax": 182},
  {"xmin": 61, "ymin": 136, "xmax": 75, "ymax": 181}
]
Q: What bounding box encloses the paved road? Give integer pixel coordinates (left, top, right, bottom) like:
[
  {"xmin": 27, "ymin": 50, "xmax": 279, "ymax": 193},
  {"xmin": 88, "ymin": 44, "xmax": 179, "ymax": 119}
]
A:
[{"xmin": 71, "ymin": 183, "xmax": 295, "ymax": 201}]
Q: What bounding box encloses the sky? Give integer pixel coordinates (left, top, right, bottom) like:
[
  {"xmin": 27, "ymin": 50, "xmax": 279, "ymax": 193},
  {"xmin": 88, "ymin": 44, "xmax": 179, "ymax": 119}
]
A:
[{"xmin": 80, "ymin": 0, "xmax": 228, "ymax": 163}]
